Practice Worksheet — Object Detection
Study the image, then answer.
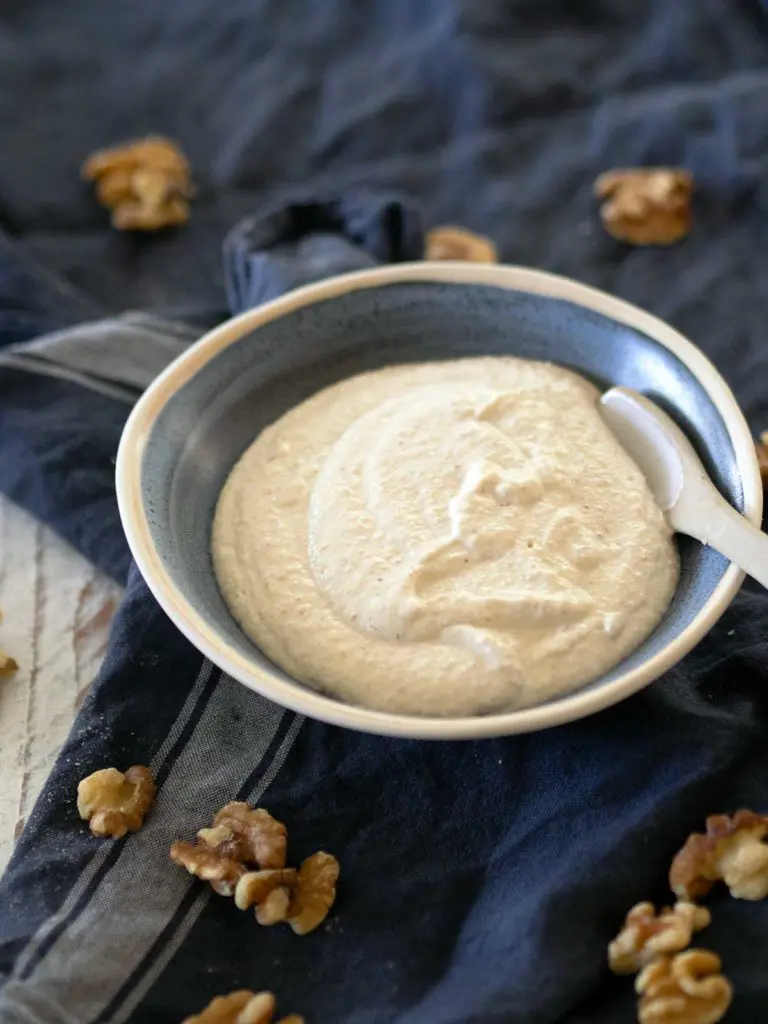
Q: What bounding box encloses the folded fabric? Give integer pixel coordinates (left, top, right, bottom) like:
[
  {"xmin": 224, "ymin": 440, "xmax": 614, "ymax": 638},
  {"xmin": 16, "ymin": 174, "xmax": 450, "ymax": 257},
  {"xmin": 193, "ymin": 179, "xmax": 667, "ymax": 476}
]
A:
[
  {"xmin": 0, "ymin": 192, "xmax": 767, "ymax": 1024},
  {"xmin": 225, "ymin": 195, "xmax": 424, "ymax": 310}
]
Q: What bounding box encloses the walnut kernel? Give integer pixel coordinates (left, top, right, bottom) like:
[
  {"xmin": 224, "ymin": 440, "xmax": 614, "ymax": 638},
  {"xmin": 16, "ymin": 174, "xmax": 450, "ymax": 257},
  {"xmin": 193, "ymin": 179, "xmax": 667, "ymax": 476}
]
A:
[
  {"xmin": 288, "ymin": 851, "xmax": 340, "ymax": 935},
  {"xmin": 256, "ymin": 886, "xmax": 293, "ymax": 927},
  {"xmin": 113, "ymin": 192, "xmax": 190, "ymax": 232},
  {"xmin": 0, "ymin": 610, "xmax": 18, "ymax": 676},
  {"xmin": 425, "ymin": 225, "xmax": 497, "ymax": 262},
  {"xmin": 82, "ymin": 134, "xmax": 194, "ymax": 232},
  {"xmin": 77, "ymin": 765, "xmax": 156, "ymax": 838},
  {"xmin": 208, "ymin": 803, "xmax": 288, "ymax": 870},
  {"xmin": 182, "ymin": 990, "xmax": 303, "ymax": 1024},
  {"xmin": 171, "ymin": 804, "xmax": 288, "ymax": 897},
  {"xmin": 755, "ymin": 432, "xmax": 768, "ymax": 488},
  {"xmin": 636, "ymin": 949, "xmax": 732, "ymax": 1024},
  {"xmin": 171, "ymin": 803, "xmax": 339, "ymax": 934},
  {"xmin": 594, "ymin": 167, "xmax": 693, "ymax": 246},
  {"xmin": 0, "ymin": 649, "xmax": 18, "ymax": 676},
  {"xmin": 670, "ymin": 809, "xmax": 768, "ymax": 901},
  {"xmin": 83, "ymin": 135, "xmax": 190, "ymax": 177},
  {"xmin": 608, "ymin": 901, "xmax": 711, "ymax": 975},
  {"xmin": 234, "ymin": 869, "xmax": 297, "ymax": 926},
  {"xmin": 170, "ymin": 840, "xmax": 247, "ymax": 897}
]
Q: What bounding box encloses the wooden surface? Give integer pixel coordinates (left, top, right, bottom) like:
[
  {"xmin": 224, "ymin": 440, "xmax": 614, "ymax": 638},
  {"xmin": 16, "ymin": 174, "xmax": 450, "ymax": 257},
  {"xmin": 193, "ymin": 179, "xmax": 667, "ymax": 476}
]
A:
[{"xmin": 0, "ymin": 495, "xmax": 121, "ymax": 874}]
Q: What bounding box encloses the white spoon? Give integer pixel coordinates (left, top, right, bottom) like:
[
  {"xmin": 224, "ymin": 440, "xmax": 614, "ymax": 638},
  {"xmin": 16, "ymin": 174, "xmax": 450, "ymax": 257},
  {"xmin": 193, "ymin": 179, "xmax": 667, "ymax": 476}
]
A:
[{"xmin": 599, "ymin": 386, "xmax": 768, "ymax": 591}]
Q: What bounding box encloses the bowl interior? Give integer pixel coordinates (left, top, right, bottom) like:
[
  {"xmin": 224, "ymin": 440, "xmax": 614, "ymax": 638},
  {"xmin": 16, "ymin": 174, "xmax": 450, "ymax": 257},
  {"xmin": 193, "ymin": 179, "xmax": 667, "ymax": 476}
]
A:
[{"xmin": 141, "ymin": 281, "xmax": 743, "ymax": 715}]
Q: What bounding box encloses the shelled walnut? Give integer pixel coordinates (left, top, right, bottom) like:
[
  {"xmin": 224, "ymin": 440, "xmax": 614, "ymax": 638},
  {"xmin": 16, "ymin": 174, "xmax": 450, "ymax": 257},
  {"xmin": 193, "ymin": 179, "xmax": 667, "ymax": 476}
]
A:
[
  {"xmin": 0, "ymin": 649, "xmax": 17, "ymax": 676},
  {"xmin": 287, "ymin": 852, "xmax": 340, "ymax": 936},
  {"xmin": 635, "ymin": 949, "xmax": 732, "ymax": 1024},
  {"xmin": 234, "ymin": 869, "xmax": 297, "ymax": 926},
  {"xmin": 754, "ymin": 433, "xmax": 768, "ymax": 488},
  {"xmin": 424, "ymin": 225, "xmax": 497, "ymax": 262},
  {"xmin": 171, "ymin": 804, "xmax": 287, "ymax": 897},
  {"xmin": 608, "ymin": 901, "xmax": 711, "ymax": 975},
  {"xmin": 594, "ymin": 167, "xmax": 693, "ymax": 246},
  {"xmin": 182, "ymin": 990, "xmax": 303, "ymax": 1024},
  {"xmin": 203, "ymin": 802, "xmax": 288, "ymax": 870},
  {"xmin": 77, "ymin": 765, "xmax": 156, "ymax": 838},
  {"xmin": 82, "ymin": 135, "xmax": 194, "ymax": 231},
  {"xmin": 170, "ymin": 803, "xmax": 339, "ymax": 934},
  {"xmin": 171, "ymin": 839, "xmax": 247, "ymax": 897},
  {"xmin": 0, "ymin": 609, "xmax": 18, "ymax": 676},
  {"xmin": 670, "ymin": 809, "xmax": 768, "ymax": 901}
]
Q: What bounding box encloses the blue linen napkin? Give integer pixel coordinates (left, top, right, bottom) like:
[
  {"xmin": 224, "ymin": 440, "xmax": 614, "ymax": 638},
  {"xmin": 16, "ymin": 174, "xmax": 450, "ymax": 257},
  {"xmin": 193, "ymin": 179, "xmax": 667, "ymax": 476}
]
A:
[{"xmin": 0, "ymin": 197, "xmax": 767, "ymax": 1024}]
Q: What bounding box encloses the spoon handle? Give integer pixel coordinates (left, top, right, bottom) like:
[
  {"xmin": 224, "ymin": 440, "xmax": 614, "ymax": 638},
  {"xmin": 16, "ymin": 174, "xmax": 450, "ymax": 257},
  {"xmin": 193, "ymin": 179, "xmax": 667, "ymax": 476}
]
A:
[{"xmin": 689, "ymin": 489, "xmax": 768, "ymax": 591}]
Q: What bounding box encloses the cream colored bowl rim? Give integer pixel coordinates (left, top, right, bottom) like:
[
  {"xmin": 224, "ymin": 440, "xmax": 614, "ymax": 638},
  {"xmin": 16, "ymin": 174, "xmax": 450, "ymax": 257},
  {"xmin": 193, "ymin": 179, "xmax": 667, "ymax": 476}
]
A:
[{"xmin": 116, "ymin": 262, "xmax": 762, "ymax": 739}]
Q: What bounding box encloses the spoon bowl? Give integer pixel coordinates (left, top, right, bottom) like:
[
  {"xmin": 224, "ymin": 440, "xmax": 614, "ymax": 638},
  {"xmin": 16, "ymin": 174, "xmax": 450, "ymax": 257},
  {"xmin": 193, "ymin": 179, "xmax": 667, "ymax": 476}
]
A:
[{"xmin": 601, "ymin": 387, "xmax": 768, "ymax": 592}]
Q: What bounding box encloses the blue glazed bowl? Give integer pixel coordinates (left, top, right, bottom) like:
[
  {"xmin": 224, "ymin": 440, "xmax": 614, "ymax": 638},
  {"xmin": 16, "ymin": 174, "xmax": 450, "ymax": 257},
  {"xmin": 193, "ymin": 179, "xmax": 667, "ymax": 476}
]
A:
[{"xmin": 116, "ymin": 263, "xmax": 762, "ymax": 739}]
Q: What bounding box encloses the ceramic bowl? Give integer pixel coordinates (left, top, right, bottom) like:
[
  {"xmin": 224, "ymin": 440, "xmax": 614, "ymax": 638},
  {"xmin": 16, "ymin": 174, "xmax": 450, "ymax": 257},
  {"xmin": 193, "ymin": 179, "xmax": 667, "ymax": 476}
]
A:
[{"xmin": 116, "ymin": 263, "xmax": 762, "ymax": 739}]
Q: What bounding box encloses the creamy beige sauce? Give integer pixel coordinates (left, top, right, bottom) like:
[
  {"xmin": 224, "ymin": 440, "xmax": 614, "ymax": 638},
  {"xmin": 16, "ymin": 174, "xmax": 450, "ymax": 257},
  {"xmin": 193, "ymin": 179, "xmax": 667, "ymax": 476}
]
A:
[{"xmin": 212, "ymin": 358, "xmax": 679, "ymax": 717}]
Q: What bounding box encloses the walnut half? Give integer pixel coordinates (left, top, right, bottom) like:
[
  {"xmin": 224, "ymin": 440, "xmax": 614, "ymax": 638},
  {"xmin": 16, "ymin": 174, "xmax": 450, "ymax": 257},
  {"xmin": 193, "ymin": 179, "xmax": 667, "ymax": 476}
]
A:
[
  {"xmin": 594, "ymin": 167, "xmax": 693, "ymax": 246},
  {"xmin": 206, "ymin": 802, "xmax": 288, "ymax": 870},
  {"xmin": 754, "ymin": 432, "xmax": 768, "ymax": 488},
  {"xmin": 234, "ymin": 869, "xmax": 297, "ymax": 925},
  {"xmin": 0, "ymin": 609, "xmax": 18, "ymax": 676},
  {"xmin": 608, "ymin": 901, "xmax": 711, "ymax": 975},
  {"xmin": 77, "ymin": 766, "xmax": 156, "ymax": 838},
  {"xmin": 669, "ymin": 809, "xmax": 768, "ymax": 901},
  {"xmin": 288, "ymin": 851, "xmax": 340, "ymax": 936},
  {"xmin": 636, "ymin": 949, "xmax": 732, "ymax": 1024},
  {"xmin": 170, "ymin": 803, "xmax": 339, "ymax": 934},
  {"xmin": 82, "ymin": 134, "xmax": 194, "ymax": 232},
  {"xmin": 0, "ymin": 649, "xmax": 18, "ymax": 677},
  {"xmin": 171, "ymin": 803, "xmax": 289, "ymax": 897},
  {"xmin": 170, "ymin": 840, "xmax": 247, "ymax": 898},
  {"xmin": 424, "ymin": 226, "xmax": 497, "ymax": 262},
  {"xmin": 182, "ymin": 990, "xmax": 303, "ymax": 1024}
]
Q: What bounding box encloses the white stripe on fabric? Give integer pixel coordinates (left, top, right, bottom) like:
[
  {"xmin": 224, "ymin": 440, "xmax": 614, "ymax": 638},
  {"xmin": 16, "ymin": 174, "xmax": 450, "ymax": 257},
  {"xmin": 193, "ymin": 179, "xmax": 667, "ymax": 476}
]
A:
[
  {"xmin": 107, "ymin": 891, "xmax": 211, "ymax": 1024},
  {"xmin": 0, "ymin": 352, "xmax": 137, "ymax": 404},
  {"xmin": 0, "ymin": 675, "xmax": 295, "ymax": 1024},
  {"xmin": 107, "ymin": 714, "xmax": 304, "ymax": 1024},
  {"xmin": 9, "ymin": 659, "xmax": 214, "ymax": 981},
  {"xmin": 10, "ymin": 313, "xmax": 199, "ymax": 391}
]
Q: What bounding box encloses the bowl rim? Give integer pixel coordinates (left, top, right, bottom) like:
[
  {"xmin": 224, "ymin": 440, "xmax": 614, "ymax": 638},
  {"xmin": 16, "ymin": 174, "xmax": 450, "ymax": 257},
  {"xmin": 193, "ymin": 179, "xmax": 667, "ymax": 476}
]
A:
[{"xmin": 116, "ymin": 262, "xmax": 762, "ymax": 739}]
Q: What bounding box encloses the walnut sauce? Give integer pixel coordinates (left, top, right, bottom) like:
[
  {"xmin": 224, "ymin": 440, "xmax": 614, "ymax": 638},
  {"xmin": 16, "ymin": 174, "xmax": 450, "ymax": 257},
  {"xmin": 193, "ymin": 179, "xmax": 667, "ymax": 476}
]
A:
[{"xmin": 212, "ymin": 358, "xmax": 678, "ymax": 717}]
